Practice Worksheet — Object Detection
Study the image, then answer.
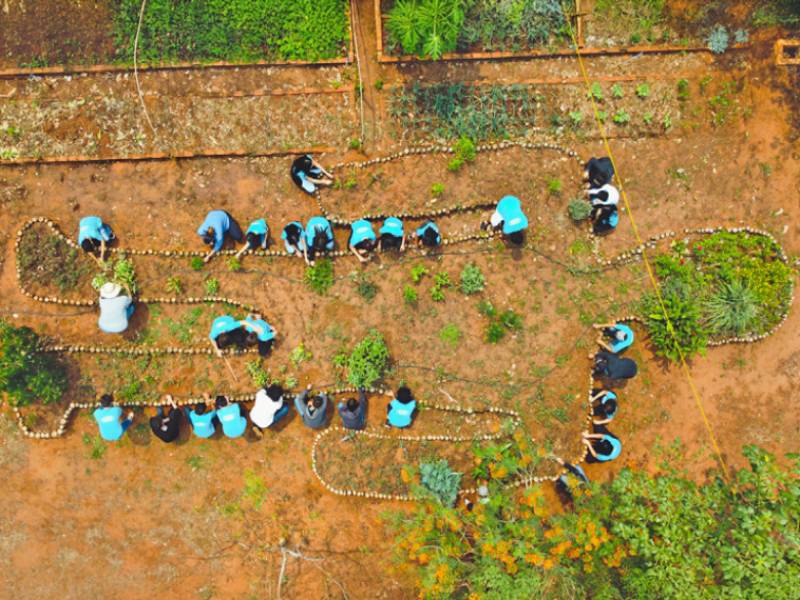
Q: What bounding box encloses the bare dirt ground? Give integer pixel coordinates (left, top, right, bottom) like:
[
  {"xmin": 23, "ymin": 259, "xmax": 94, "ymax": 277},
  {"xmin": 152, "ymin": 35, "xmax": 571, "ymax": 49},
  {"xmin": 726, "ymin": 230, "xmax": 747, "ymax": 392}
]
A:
[{"xmin": 0, "ymin": 1, "xmax": 799, "ymax": 598}]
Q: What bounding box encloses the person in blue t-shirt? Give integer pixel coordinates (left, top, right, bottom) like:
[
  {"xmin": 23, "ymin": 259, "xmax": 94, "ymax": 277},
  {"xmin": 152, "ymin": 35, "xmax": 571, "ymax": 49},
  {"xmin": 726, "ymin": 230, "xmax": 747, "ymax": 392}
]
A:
[
  {"xmin": 281, "ymin": 221, "xmax": 307, "ymax": 258},
  {"xmin": 92, "ymin": 394, "xmax": 134, "ymax": 441},
  {"xmin": 197, "ymin": 210, "xmax": 243, "ymax": 263},
  {"xmin": 379, "ymin": 217, "xmax": 405, "ymax": 252},
  {"xmin": 78, "ymin": 216, "xmax": 114, "ymax": 264},
  {"xmin": 209, "ymin": 314, "xmax": 245, "ymax": 357},
  {"xmin": 591, "ymin": 389, "xmax": 617, "ymax": 425},
  {"xmin": 582, "ymin": 426, "xmax": 622, "ymax": 463},
  {"xmin": 242, "ymin": 314, "xmax": 277, "ymax": 357},
  {"xmin": 553, "ymin": 455, "xmax": 590, "ymax": 508},
  {"xmin": 185, "ymin": 396, "xmax": 217, "ymax": 439},
  {"xmin": 215, "ymin": 396, "xmax": 247, "ymax": 438},
  {"xmin": 386, "ymin": 386, "xmax": 417, "ymax": 429},
  {"xmin": 304, "ymin": 216, "xmax": 334, "ymax": 265},
  {"xmin": 414, "ymin": 221, "xmax": 441, "ymax": 248},
  {"xmin": 488, "ymin": 195, "xmax": 528, "ymax": 246},
  {"xmin": 595, "ymin": 322, "xmax": 634, "ymax": 354},
  {"xmin": 236, "ymin": 218, "xmax": 269, "ymax": 258},
  {"xmin": 348, "ymin": 219, "xmax": 377, "ymax": 262}
]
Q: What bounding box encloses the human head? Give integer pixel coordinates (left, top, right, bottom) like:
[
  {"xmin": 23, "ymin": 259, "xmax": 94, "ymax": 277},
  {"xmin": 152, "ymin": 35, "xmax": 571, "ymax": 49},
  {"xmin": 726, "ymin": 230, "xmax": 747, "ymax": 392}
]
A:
[
  {"xmin": 216, "ymin": 331, "xmax": 233, "ymax": 349},
  {"xmin": 202, "ymin": 229, "xmax": 215, "ymax": 246},
  {"xmin": 245, "ymin": 330, "xmax": 259, "ymax": 346},
  {"xmin": 380, "ymin": 233, "xmax": 401, "ymax": 249},
  {"xmin": 100, "ymin": 394, "xmax": 113, "ymax": 407},
  {"xmin": 195, "ymin": 402, "xmax": 207, "ymax": 415},
  {"xmin": 81, "ymin": 238, "xmax": 96, "ymax": 253},
  {"xmin": 595, "ymin": 439, "xmax": 613, "ymax": 456},
  {"xmin": 596, "ymin": 190, "xmax": 609, "ymax": 202},
  {"xmin": 507, "ymin": 231, "xmax": 524, "ymax": 246},
  {"xmin": 246, "ymin": 232, "xmax": 259, "ymax": 249},
  {"xmin": 215, "ymin": 395, "xmax": 228, "ymax": 409},
  {"xmin": 396, "ymin": 386, "xmax": 413, "ymax": 403},
  {"xmin": 346, "ymin": 398, "xmax": 359, "ymax": 412},
  {"xmin": 285, "ymin": 223, "xmax": 301, "ymax": 245},
  {"xmin": 615, "ymin": 329, "xmax": 626, "ymax": 341},
  {"xmin": 266, "ymin": 384, "xmax": 284, "ymax": 401},
  {"xmin": 421, "ymin": 227, "xmax": 438, "ymax": 247},
  {"xmin": 312, "ymin": 226, "xmax": 329, "ymax": 251},
  {"xmin": 356, "ymin": 239, "xmax": 375, "ymax": 252},
  {"xmin": 312, "ymin": 396, "xmax": 324, "ymax": 409},
  {"xmin": 603, "ymin": 398, "xmax": 617, "ymax": 417}
]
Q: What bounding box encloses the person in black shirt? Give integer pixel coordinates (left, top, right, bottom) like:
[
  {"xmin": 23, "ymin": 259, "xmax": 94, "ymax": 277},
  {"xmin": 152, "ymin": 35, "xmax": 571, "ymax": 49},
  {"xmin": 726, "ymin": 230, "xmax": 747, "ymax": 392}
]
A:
[
  {"xmin": 592, "ymin": 350, "xmax": 637, "ymax": 380},
  {"xmin": 290, "ymin": 154, "xmax": 334, "ymax": 194},
  {"xmin": 149, "ymin": 394, "xmax": 182, "ymax": 443},
  {"xmin": 584, "ymin": 157, "xmax": 615, "ymax": 188},
  {"xmin": 337, "ymin": 387, "xmax": 367, "ymax": 430}
]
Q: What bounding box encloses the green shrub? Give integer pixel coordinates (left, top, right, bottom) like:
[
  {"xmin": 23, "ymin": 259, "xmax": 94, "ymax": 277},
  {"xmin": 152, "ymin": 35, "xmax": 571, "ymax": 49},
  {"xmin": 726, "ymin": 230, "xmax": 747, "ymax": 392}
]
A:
[
  {"xmin": 438, "ymin": 323, "xmax": 462, "ymax": 347},
  {"xmin": 613, "ymin": 110, "xmax": 631, "ymax": 125},
  {"xmin": 91, "ymin": 254, "xmax": 137, "ymax": 295},
  {"xmin": 453, "ymin": 136, "xmax": 476, "ymax": 162},
  {"xmin": 477, "ymin": 299, "xmax": 497, "ymax": 318},
  {"xmin": 354, "ymin": 272, "xmax": 378, "ymax": 302},
  {"xmin": 113, "ymin": 0, "xmax": 350, "ymax": 63},
  {"xmin": 589, "ymin": 82, "xmax": 604, "ymax": 101},
  {"xmin": 190, "ymin": 256, "xmax": 204, "ymax": 271},
  {"xmin": 640, "ymin": 282, "xmax": 708, "ymax": 362},
  {"xmin": 485, "ymin": 321, "xmax": 506, "ymax": 343},
  {"xmin": 165, "ymin": 276, "xmax": 183, "ymax": 294},
  {"xmin": 386, "ymin": 0, "xmax": 466, "ymax": 59},
  {"xmin": 0, "ymin": 321, "xmax": 68, "ymax": 406},
  {"xmin": 635, "ymin": 83, "xmax": 650, "ymax": 98},
  {"xmin": 568, "ymin": 198, "xmax": 592, "ymax": 222},
  {"xmin": 419, "ymin": 460, "xmax": 461, "ymax": 507},
  {"xmin": 611, "ymin": 83, "xmax": 624, "ymax": 99},
  {"xmin": 431, "ymin": 183, "xmax": 445, "ymax": 197},
  {"xmin": 411, "ymin": 264, "xmax": 428, "ymax": 283},
  {"xmin": 304, "ymin": 258, "xmax": 334, "ymax": 295},
  {"xmin": 246, "ymin": 360, "xmax": 272, "ymax": 388},
  {"xmin": 345, "ymin": 330, "xmax": 390, "ymax": 388},
  {"xmin": 704, "ymin": 279, "xmax": 758, "ymax": 336},
  {"xmin": 546, "ymin": 178, "xmax": 562, "ymax": 195},
  {"xmin": 226, "ymin": 257, "xmax": 242, "ymax": 272},
  {"xmin": 460, "ymin": 263, "xmax": 485, "ymax": 295},
  {"xmin": 447, "ymin": 157, "xmax": 465, "ymax": 172},
  {"xmin": 500, "ymin": 309, "xmax": 523, "ymax": 331},
  {"xmin": 204, "ymin": 277, "xmax": 220, "ymax": 295},
  {"xmin": 707, "ymin": 25, "xmax": 730, "ymax": 54},
  {"xmin": 403, "ymin": 284, "xmax": 419, "ymax": 306}
]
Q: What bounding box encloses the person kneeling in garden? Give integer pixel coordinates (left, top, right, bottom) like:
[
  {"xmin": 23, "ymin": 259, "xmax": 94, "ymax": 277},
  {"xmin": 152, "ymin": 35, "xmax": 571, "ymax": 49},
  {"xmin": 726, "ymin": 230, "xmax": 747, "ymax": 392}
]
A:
[
  {"xmin": 215, "ymin": 395, "xmax": 247, "ymax": 439},
  {"xmin": 185, "ymin": 396, "xmax": 217, "ymax": 439},
  {"xmin": 98, "ymin": 282, "xmax": 134, "ymax": 334},
  {"xmin": 487, "ymin": 195, "xmax": 528, "ymax": 246},
  {"xmin": 250, "ymin": 384, "xmax": 289, "ymax": 438},
  {"xmin": 584, "ymin": 156, "xmax": 615, "ymax": 189},
  {"xmin": 236, "ymin": 218, "xmax": 269, "ymax": 258},
  {"xmin": 592, "ymin": 350, "xmax": 638, "ymax": 381},
  {"xmin": 209, "ymin": 314, "xmax": 245, "ymax": 357},
  {"xmin": 582, "ymin": 425, "xmax": 622, "ymax": 463},
  {"xmin": 349, "ymin": 218, "xmax": 377, "ymax": 263},
  {"xmin": 591, "ymin": 389, "xmax": 617, "ymax": 425},
  {"xmin": 149, "ymin": 394, "xmax": 182, "ymax": 444},
  {"xmin": 78, "ymin": 215, "xmax": 114, "ymax": 265},
  {"xmin": 242, "ymin": 314, "xmax": 276, "ymax": 357},
  {"xmin": 414, "ymin": 220, "xmax": 441, "ymax": 249},
  {"xmin": 338, "ymin": 387, "xmax": 367, "ymax": 430},
  {"xmin": 294, "ymin": 384, "xmax": 329, "ymax": 429},
  {"xmin": 290, "ymin": 154, "xmax": 334, "ymax": 195},
  {"xmin": 386, "ymin": 386, "xmax": 417, "ymax": 429},
  {"xmin": 379, "ymin": 217, "xmax": 405, "ymax": 252},
  {"xmin": 93, "ymin": 394, "xmax": 134, "ymax": 442},
  {"xmin": 595, "ymin": 322, "xmax": 634, "ymax": 354},
  {"xmin": 197, "ymin": 209, "xmax": 243, "ymax": 263},
  {"xmin": 281, "ymin": 221, "xmax": 307, "ymax": 258},
  {"xmin": 304, "ymin": 216, "xmax": 335, "ymax": 265}
]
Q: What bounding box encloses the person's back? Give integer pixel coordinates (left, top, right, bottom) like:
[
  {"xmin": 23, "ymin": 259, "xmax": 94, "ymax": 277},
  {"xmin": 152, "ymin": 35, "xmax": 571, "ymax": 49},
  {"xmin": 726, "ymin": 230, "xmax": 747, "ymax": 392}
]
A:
[
  {"xmin": 294, "ymin": 388, "xmax": 328, "ymax": 429},
  {"xmin": 150, "ymin": 407, "xmax": 182, "ymax": 443},
  {"xmin": 98, "ymin": 295, "xmax": 133, "ymax": 333},
  {"xmin": 387, "ymin": 387, "xmax": 417, "ymax": 429},
  {"xmin": 93, "ymin": 406, "xmax": 124, "ymax": 441},
  {"xmin": 250, "ymin": 387, "xmax": 286, "ymax": 429},
  {"xmin": 188, "ymin": 408, "xmax": 216, "ymax": 438},
  {"xmin": 217, "ymin": 402, "xmax": 247, "ymax": 438},
  {"xmin": 338, "ymin": 391, "xmax": 366, "ymax": 430}
]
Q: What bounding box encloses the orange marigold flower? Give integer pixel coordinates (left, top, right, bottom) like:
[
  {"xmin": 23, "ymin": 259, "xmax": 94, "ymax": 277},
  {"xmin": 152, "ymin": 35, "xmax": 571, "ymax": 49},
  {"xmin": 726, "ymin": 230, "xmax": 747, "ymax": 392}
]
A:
[
  {"xmin": 418, "ymin": 553, "xmax": 430, "ymax": 564},
  {"xmin": 543, "ymin": 559, "xmax": 554, "ymax": 570}
]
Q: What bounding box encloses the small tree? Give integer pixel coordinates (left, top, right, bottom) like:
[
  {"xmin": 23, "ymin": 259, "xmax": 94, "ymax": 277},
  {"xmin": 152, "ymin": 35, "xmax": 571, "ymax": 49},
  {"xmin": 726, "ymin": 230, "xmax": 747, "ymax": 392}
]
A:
[
  {"xmin": 346, "ymin": 329, "xmax": 390, "ymax": 387},
  {"xmin": 0, "ymin": 321, "xmax": 68, "ymax": 406}
]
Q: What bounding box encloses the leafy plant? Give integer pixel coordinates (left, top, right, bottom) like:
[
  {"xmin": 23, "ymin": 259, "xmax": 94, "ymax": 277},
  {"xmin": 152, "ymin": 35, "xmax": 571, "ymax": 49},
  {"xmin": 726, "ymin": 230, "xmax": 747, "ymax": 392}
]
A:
[
  {"xmin": 703, "ymin": 278, "xmax": 758, "ymax": 336},
  {"xmin": 92, "ymin": 254, "xmax": 138, "ymax": 295},
  {"xmin": 569, "ymin": 111, "xmax": 583, "ymax": 126},
  {"xmin": 165, "ymin": 276, "xmax": 183, "ymax": 295},
  {"xmin": 613, "ymin": 110, "xmax": 631, "ymax": 125},
  {"xmin": 190, "ymin": 256, "xmax": 204, "ymax": 271},
  {"xmin": 485, "ymin": 321, "xmax": 506, "ymax": 343},
  {"xmin": 411, "ymin": 264, "xmax": 429, "ymax": 283},
  {"xmin": 345, "ymin": 330, "xmax": 390, "ymax": 388},
  {"xmin": 353, "ymin": 272, "xmax": 378, "ymax": 302},
  {"xmin": 611, "ymin": 83, "xmax": 623, "ymax": 99},
  {"xmin": 677, "ymin": 78, "xmax": 690, "ymax": 101},
  {"xmin": 460, "ymin": 263, "xmax": 485, "ymax": 295},
  {"xmin": 226, "ymin": 256, "xmax": 242, "ymax": 272},
  {"xmin": 246, "ymin": 360, "xmax": 272, "ymax": 388},
  {"xmin": 204, "ymin": 277, "xmax": 220, "ymax": 295},
  {"xmin": 589, "ymin": 82, "xmax": 604, "ymax": 101},
  {"xmin": 477, "ymin": 299, "xmax": 497, "ymax": 318},
  {"xmin": 568, "ymin": 198, "xmax": 592, "ymax": 222},
  {"xmin": 305, "ymin": 258, "xmax": 335, "ymax": 295},
  {"xmin": 707, "ymin": 25, "xmax": 730, "ymax": 54},
  {"xmin": 438, "ymin": 323, "xmax": 462, "ymax": 347},
  {"xmin": 0, "ymin": 321, "xmax": 68, "ymax": 406},
  {"xmin": 348, "ymin": 137, "xmax": 362, "ymax": 150},
  {"xmin": 419, "ymin": 460, "xmax": 461, "ymax": 507},
  {"xmin": 546, "ymin": 177, "xmax": 562, "ymax": 195},
  {"xmin": 453, "ymin": 136, "xmax": 476, "ymax": 161},
  {"xmin": 431, "ymin": 271, "xmax": 452, "ymax": 301},
  {"xmin": 500, "ymin": 309, "xmax": 523, "ymax": 331},
  {"xmin": 734, "ymin": 28, "xmax": 749, "ymax": 43},
  {"xmin": 635, "ymin": 83, "xmax": 650, "ymax": 98},
  {"xmin": 289, "ymin": 343, "xmax": 313, "ymax": 366},
  {"xmin": 386, "ymin": 0, "xmax": 466, "ymax": 59},
  {"xmin": 431, "ymin": 182, "xmax": 445, "ymax": 197},
  {"xmin": 403, "ymin": 284, "xmax": 419, "ymax": 306}
]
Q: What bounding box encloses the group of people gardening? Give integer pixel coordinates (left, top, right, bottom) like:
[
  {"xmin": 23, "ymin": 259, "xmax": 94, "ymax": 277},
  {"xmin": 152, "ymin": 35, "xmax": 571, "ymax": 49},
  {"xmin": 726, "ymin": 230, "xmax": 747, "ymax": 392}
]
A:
[{"xmin": 92, "ymin": 384, "xmax": 419, "ymax": 443}]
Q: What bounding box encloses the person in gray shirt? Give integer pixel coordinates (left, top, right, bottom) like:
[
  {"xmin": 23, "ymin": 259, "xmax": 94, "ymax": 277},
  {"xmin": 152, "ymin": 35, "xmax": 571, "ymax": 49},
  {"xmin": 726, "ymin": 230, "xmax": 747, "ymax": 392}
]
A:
[
  {"xmin": 294, "ymin": 384, "xmax": 329, "ymax": 429},
  {"xmin": 337, "ymin": 387, "xmax": 367, "ymax": 430},
  {"xmin": 98, "ymin": 282, "xmax": 134, "ymax": 333}
]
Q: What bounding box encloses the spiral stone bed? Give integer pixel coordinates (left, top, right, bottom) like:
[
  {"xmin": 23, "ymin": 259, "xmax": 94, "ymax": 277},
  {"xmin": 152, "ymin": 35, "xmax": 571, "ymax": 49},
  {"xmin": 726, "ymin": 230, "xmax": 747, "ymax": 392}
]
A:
[{"xmin": 8, "ymin": 142, "xmax": 796, "ymax": 501}]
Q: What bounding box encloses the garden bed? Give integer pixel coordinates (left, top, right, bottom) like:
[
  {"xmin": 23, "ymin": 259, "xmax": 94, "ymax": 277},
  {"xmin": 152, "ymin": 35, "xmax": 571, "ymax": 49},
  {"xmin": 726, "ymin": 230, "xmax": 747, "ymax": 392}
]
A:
[{"xmin": 0, "ymin": 0, "xmax": 351, "ymax": 70}]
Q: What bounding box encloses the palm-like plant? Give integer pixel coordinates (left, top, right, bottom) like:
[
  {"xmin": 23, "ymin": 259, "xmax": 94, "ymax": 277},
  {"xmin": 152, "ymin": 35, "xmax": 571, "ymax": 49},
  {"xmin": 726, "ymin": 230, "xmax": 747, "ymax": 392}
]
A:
[
  {"xmin": 387, "ymin": 0, "xmax": 466, "ymax": 59},
  {"xmin": 704, "ymin": 278, "xmax": 759, "ymax": 336}
]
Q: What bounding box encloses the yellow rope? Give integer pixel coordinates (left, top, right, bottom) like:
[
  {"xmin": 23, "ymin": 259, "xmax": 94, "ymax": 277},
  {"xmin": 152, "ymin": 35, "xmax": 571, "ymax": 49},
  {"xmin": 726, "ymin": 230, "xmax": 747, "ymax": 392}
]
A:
[{"xmin": 560, "ymin": 3, "xmax": 730, "ymax": 482}]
